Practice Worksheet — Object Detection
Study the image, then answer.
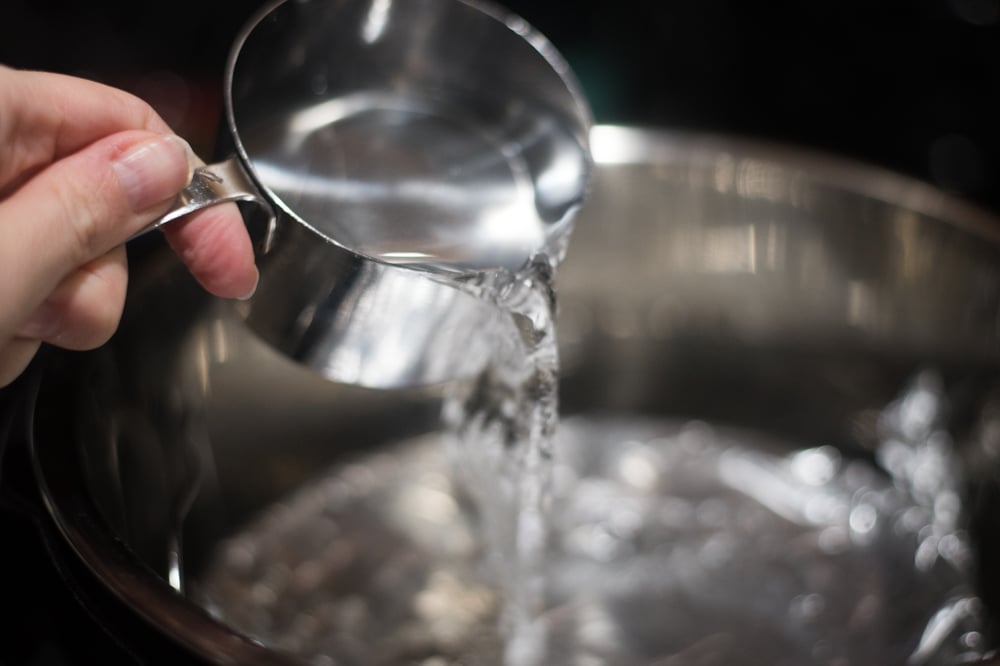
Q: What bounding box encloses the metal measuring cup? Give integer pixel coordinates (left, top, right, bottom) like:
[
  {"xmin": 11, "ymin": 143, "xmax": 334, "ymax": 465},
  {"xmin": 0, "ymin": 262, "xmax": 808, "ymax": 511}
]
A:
[{"xmin": 151, "ymin": 0, "xmax": 593, "ymax": 388}]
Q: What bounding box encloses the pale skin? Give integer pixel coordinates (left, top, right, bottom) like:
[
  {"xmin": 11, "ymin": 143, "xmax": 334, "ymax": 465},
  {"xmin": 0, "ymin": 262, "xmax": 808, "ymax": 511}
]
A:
[{"xmin": 0, "ymin": 66, "xmax": 258, "ymax": 386}]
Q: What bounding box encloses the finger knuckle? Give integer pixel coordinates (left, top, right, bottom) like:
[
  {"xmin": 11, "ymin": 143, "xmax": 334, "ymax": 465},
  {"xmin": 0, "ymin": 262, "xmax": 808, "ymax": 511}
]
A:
[
  {"xmin": 81, "ymin": 316, "xmax": 120, "ymax": 350},
  {"xmin": 61, "ymin": 269, "xmax": 126, "ymax": 351},
  {"xmin": 91, "ymin": 290, "xmax": 125, "ymax": 346},
  {"xmin": 50, "ymin": 169, "xmax": 118, "ymax": 264},
  {"xmin": 112, "ymin": 88, "xmax": 169, "ymax": 134},
  {"xmin": 53, "ymin": 299, "xmax": 121, "ymax": 351},
  {"xmin": 0, "ymin": 72, "xmax": 60, "ymax": 191}
]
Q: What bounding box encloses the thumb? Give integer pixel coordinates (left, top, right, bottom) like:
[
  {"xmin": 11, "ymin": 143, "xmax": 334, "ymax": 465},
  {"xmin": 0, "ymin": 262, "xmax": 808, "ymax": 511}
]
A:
[{"xmin": 0, "ymin": 130, "xmax": 192, "ymax": 325}]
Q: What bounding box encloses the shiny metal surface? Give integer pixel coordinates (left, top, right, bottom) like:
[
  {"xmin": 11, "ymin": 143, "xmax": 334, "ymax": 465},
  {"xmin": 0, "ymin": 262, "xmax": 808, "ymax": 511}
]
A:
[
  {"xmin": 195, "ymin": 407, "xmax": 981, "ymax": 665},
  {"xmin": 151, "ymin": 0, "xmax": 592, "ymax": 389},
  {"xmin": 229, "ymin": 0, "xmax": 591, "ymax": 273},
  {"xmin": 149, "ymin": 158, "xmax": 275, "ymax": 234},
  {"xmin": 30, "ymin": 126, "xmax": 1000, "ymax": 664}
]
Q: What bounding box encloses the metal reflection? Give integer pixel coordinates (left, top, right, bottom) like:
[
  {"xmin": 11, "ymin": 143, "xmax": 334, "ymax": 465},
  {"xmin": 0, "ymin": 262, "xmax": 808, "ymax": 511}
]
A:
[{"xmin": 362, "ymin": 0, "xmax": 392, "ymax": 43}]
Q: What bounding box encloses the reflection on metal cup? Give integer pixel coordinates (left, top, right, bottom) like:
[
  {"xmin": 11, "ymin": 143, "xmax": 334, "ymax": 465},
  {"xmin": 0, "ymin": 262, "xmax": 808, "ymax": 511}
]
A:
[{"xmin": 149, "ymin": 0, "xmax": 593, "ymax": 388}]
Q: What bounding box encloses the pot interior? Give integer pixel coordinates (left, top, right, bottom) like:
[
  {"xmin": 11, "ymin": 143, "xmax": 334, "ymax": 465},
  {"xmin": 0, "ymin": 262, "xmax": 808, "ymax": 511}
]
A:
[{"xmin": 32, "ymin": 126, "xmax": 1000, "ymax": 665}]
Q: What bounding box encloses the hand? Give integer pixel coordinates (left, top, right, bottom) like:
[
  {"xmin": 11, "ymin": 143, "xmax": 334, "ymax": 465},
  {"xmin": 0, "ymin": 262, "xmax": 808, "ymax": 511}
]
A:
[{"xmin": 0, "ymin": 66, "xmax": 258, "ymax": 386}]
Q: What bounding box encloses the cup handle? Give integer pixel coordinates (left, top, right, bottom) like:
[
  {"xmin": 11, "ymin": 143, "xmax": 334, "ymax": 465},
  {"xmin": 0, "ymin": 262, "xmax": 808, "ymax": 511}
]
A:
[{"xmin": 135, "ymin": 157, "xmax": 276, "ymax": 248}]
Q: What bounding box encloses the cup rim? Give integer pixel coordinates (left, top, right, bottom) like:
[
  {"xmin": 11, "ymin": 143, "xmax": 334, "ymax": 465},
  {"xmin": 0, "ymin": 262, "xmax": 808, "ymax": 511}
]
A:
[{"xmin": 221, "ymin": 0, "xmax": 594, "ymax": 277}]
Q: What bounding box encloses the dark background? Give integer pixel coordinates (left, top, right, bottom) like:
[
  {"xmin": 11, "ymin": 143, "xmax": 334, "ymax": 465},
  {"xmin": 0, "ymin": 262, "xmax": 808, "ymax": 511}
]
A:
[{"xmin": 2, "ymin": 0, "xmax": 999, "ymax": 212}]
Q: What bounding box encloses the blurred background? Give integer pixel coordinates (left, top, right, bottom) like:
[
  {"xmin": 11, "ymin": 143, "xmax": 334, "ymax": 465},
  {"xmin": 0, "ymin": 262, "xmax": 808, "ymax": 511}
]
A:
[{"xmin": 2, "ymin": 0, "xmax": 999, "ymax": 212}]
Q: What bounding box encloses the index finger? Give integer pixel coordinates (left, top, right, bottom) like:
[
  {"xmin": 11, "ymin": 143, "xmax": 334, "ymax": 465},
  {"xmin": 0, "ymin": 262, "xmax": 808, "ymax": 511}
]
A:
[{"xmin": 0, "ymin": 66, "xmax": 171, "ymax": 194}]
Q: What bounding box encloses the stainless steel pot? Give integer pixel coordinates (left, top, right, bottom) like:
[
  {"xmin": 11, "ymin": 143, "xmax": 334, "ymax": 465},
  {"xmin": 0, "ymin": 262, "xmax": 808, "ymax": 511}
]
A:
[{"xmin": 30, "ymin": 126, "xmax": 1000, "ymax": 665}]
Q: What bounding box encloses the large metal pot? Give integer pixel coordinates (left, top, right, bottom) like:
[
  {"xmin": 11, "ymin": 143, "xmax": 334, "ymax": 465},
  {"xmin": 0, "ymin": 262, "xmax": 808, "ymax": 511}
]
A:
[{"xmin": 30, "ymin": 126, "xmax": 1000, "ymax": 665}]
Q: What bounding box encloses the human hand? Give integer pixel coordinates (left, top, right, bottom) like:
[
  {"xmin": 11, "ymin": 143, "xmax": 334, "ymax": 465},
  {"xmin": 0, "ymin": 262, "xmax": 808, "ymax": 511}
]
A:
[{"xmin": 0, "ymin": 66, "xmax": 258, "ymax": 387}]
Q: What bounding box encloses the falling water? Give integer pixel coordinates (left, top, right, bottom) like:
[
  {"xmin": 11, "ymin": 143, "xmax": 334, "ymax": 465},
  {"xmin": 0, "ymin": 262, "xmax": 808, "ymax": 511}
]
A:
[{"xmin": 441, "ymin": 255, "xmax": 561, "ymax": 666}]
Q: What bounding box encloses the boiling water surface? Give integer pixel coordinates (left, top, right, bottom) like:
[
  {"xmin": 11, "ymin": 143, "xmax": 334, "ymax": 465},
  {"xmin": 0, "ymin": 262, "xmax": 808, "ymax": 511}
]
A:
[{"xmin": 197, "ymin": 375, "xmax": 985, "ymax": 666}]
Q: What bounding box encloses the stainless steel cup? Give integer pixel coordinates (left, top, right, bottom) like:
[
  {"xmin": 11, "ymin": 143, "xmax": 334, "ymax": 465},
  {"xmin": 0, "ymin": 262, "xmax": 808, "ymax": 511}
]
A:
[{"xmin": 154, "ymin": 0, "xmax": 592, "ymax": 388}]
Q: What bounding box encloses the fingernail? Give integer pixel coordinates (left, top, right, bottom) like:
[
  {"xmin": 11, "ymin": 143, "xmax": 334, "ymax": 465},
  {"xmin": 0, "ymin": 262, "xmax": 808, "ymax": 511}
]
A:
[
  {"xmin": 112, "ymin": 135, "xmax": 192, "ymax": 213},
  {"xmin": 237, "ymin": 267, "xmax": 260, "ymax": 301},
  {"xmin": 17, "ymin": 301, "xmax": 63, "ymax": 340}
]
